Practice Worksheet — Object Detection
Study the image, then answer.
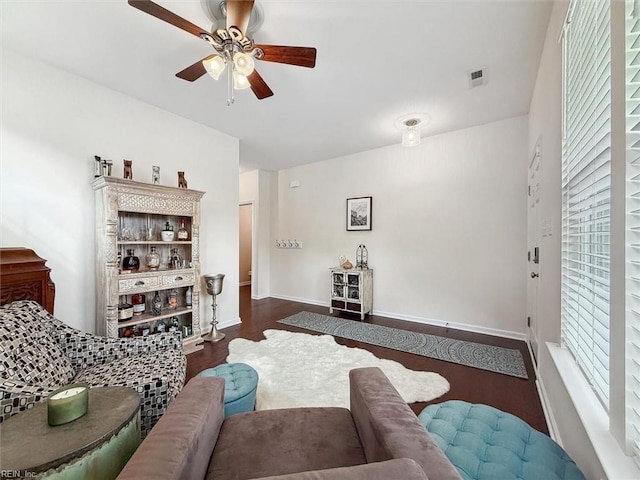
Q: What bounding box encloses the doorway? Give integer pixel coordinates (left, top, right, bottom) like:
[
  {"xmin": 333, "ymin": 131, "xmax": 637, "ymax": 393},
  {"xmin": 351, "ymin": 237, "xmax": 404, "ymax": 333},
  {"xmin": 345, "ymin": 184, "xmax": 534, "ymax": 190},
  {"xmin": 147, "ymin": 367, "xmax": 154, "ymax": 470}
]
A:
[
  {"xmin": 239, "ymin": 203, "xmax": 253, "ymax": 294},
  {"xmin": 527, "ymin": 141, "xmax": 542, "ymax": 364}
]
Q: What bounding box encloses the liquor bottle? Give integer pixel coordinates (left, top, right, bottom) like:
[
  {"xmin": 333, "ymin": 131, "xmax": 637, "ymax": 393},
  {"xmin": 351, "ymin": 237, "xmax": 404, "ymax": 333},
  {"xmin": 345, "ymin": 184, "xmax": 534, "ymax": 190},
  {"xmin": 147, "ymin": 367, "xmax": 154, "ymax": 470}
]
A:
[
  {"xmin": 169, "ymin": 248, "xmax": 182, "ymax": 269},
  {"xmin": 185, "ymin": 286, "xmax": 192, "ymax": 307},
  {"xmin": 132, "ymin": 293, "xmax": 146, "ymax": 316},
  {"xmin": 146, "ymin": 247, "xmax": 160, "ymax": 270},
  {"xmin": 118, "ymin": 297, "xmax": 133, "ymax": 321},
  {"xmin": 169, "ymin": 316, "xmax": 180, "ymax": 334},
  {"xmin": 167, "ymin": 288, "xmax": 178, "ymax": 309},
  {"xmin": 122, "ymin": 249, "xmax": 140, "ymax": 272},
  {"xmin": 177, "ymin": 218, "xmax": 189, "ymax": 241},
  {"xmin": 151, "ymin": 291, "xmax": 162, "ymax": 315}
]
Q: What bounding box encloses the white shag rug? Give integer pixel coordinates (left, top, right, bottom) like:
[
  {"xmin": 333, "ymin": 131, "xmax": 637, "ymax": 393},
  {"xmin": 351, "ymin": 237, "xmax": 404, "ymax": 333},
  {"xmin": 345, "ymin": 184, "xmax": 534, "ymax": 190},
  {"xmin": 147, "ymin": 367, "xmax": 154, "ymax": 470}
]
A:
[{"xmin": 226, "ymin": 329, "xmax": 450, "ymax": 410}]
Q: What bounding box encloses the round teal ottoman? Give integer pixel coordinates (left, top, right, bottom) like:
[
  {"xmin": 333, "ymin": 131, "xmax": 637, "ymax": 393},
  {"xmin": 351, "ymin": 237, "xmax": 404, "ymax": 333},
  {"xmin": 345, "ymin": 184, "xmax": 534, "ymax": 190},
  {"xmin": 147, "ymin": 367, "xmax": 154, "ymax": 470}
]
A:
[
  {"xmin": 419, "ymin": 401, "xmax": 585, "ymax": 480},
  {"xmin": 196, "ymin": 363, "xmax": 258, "ymax": 417}
]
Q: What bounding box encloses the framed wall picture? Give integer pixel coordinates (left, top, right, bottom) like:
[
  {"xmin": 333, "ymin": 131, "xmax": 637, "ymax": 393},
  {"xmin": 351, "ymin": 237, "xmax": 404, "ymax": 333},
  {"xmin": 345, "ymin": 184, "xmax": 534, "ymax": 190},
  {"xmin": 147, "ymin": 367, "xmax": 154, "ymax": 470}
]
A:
[{"xmin": 346, "ymin": 196, "xmax": 372, "ymax": 231}]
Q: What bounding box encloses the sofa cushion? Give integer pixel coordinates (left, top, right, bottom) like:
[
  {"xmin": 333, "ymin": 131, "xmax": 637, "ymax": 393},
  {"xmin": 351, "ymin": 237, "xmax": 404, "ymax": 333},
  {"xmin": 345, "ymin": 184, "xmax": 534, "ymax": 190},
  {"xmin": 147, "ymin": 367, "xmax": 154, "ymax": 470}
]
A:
[
  {"xmin": 253, "ymin": 458, "xmax": 429, "ymax": 480},
  {"xmin": 209, "ymin": 407, "xmax": 366, "ymax": 480},
  {"xmin": 0, "ymin": 301, "xmax": 75, "ymax": 387}
]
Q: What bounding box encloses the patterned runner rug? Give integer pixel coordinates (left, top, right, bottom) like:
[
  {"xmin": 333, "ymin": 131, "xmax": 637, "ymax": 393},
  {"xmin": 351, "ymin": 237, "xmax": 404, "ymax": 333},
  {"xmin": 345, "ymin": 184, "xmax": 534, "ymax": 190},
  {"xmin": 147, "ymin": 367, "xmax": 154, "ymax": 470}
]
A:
[{"xmin": 278, "ymin": 311, "xmax": 528, "ymax": 379}]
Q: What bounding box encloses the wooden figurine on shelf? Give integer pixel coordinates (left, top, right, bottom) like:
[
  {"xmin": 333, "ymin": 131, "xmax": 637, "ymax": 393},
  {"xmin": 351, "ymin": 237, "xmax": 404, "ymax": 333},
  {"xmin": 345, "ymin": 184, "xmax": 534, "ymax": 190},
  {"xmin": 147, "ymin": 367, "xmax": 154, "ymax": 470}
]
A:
[
  {"xmin": 123, "ymin": 159, "xmax": 133, "ymax": 180},
  {"xmin": 178, "ymin": 171, "xmax": 188, "ymax": 188}
]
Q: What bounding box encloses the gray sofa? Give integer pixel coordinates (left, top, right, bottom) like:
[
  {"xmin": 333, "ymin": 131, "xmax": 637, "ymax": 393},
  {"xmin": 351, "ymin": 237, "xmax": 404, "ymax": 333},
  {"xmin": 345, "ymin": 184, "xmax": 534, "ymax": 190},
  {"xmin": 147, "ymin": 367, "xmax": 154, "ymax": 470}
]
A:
[{"xmin": 117, "ymin": 366, "xmax": 462, "ymax": 480}]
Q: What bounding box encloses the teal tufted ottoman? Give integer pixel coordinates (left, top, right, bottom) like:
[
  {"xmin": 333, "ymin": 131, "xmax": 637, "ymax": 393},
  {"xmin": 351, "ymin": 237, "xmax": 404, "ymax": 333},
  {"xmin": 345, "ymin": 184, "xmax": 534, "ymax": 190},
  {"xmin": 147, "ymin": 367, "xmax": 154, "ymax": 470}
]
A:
[
  {"xmin": 196, "ymin": 363, "xmax": 259, "ymax": 417},
  {"xmin": 419, "ymin": 401, "xmax": 585, "ymax": 480}
]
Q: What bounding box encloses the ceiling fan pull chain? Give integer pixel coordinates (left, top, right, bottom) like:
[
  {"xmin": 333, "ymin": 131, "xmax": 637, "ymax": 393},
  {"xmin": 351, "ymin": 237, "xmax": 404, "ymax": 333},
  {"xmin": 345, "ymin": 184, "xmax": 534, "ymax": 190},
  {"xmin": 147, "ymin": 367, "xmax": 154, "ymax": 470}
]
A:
[{"xmin": 227, "ymin": 60, "xmax": 235, "ymax": 106}]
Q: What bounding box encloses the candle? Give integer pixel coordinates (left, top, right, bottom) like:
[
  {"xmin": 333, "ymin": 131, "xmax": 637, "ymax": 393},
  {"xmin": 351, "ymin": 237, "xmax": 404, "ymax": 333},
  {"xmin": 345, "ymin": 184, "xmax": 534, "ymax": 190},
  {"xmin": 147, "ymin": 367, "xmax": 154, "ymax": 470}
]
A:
[{"xmin": 47, "ymin": 383, "xmax": 89, "ymax": 426}]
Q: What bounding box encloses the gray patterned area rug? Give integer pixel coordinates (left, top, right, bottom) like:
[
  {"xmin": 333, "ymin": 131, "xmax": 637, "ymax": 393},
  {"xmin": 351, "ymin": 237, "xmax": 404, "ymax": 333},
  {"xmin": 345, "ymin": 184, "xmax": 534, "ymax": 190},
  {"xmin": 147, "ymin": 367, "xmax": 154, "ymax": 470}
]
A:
[{"xmin": 278, "ymin": 312, "xmax": 528, "ymax": 379}]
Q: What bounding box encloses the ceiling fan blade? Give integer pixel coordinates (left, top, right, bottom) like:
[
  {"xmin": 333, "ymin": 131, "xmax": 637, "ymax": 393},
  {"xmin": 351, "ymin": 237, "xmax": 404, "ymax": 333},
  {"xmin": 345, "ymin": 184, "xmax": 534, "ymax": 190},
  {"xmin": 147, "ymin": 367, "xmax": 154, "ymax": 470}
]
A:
[
  {"xmin": 176, "ymin": 55, "xmax": 215, "ymax": 82},
  {"xmin": 226, "ymin": 0, "xmax": 254, "ymax": 35},
  {"xmin": 128, "ymin": 0, "xmax": 209, "ymax": 38},
  {"xmin": 248, "ymin": 70, "xmax": 274, "ymax": 100},
  {"xmin": 254, "ymin": 45, "xmax": 317, "ymax": 68}
]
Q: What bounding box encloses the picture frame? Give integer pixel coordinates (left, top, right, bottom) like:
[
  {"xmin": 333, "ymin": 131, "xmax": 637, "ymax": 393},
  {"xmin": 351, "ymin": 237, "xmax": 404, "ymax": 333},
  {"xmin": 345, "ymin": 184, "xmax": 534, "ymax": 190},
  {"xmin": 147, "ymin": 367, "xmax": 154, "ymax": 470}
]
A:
[{"xmin": 346, "ymin": 196, "xmax": 372, "ymax": 231}]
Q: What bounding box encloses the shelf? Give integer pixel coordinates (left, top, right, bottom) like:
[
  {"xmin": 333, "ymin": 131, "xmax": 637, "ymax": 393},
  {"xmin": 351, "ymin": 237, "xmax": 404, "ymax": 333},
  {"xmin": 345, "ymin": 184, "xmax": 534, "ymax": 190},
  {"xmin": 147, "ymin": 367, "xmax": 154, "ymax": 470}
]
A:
[
  {"xmin": 117, "ymin": 306, "xmax": 193, "ymax": 328},
  {"xmin": 119, "ymin": 267, "xmax": 194, "ymax": 276},
  {"xmin": 118, "ymin": 241, "xmax": 192, "ymax": 245}
]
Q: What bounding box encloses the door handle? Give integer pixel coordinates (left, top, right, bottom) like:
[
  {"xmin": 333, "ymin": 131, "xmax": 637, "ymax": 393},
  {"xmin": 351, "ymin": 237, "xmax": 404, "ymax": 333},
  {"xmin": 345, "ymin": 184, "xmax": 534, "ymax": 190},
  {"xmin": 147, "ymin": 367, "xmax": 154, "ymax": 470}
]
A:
[{"xmin": 531, "ymin": 272, "xmax": 539, "ymax": 278}]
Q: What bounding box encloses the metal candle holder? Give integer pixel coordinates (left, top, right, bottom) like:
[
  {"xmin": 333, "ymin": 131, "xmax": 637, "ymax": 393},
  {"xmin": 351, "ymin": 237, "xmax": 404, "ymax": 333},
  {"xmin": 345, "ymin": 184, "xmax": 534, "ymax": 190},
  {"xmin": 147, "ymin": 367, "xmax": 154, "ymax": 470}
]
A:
[{"xmin": 202, "ymin": 273, "xmax": 225, "ymax": 342}]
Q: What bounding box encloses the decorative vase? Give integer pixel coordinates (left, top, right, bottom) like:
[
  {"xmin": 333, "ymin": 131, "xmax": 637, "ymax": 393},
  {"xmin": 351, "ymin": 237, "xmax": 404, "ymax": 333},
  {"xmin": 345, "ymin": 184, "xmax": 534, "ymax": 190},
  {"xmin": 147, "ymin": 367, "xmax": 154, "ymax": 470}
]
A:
[
  {"xmin": 161, "ymin": 221, "xmax": 175, "ymax": 241},
  {"xmin": 146, "ymin": 247, "xmax": 160, "ymax": 270}
]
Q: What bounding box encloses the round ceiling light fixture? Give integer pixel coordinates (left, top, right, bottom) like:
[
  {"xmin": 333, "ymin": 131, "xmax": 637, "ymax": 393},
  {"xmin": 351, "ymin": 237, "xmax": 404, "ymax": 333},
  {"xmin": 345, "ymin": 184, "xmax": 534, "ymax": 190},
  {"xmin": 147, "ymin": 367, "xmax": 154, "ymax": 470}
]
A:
[{"xmin": 394, "ymin": 113, "xmax": 430, "ymax": 148}]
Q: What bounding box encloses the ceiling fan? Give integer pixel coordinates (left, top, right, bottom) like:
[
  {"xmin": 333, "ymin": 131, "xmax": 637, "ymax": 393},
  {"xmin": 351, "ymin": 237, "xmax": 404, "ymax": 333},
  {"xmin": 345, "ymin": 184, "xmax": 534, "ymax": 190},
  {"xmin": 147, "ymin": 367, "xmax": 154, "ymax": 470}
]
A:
[{"xmin": 128, "ymin": 0, "xmax": 317, "ymax": 104}]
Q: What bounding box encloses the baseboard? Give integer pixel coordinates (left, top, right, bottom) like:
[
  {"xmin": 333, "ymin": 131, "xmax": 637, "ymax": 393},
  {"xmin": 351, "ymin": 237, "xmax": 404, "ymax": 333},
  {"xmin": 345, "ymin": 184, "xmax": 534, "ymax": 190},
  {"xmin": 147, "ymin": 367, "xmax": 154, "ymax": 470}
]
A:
[
  {"xmin": 252, "ymin": 293, "xmax": 270, "ymax": 300},
  {"xmin": 372, "ymin": 309, "xmax": 528, "ymax": 342},
  {"xmin": 268, "ymin": 295, "xmax": 526, "ymax": 341},
  {"xmin": 270, "ymin": 294, "xmax": 328, "ymax": 308},
  {"xmin": 536, "ymin": 375, "xmax": 562, "ymax": 445},
  {"xmin": 202, "ymin": 316, "xmax": 241, "ymax": 333},
  {"xmin": 239, "ymin": 281, "xmax": 252, "ymax": 287}
]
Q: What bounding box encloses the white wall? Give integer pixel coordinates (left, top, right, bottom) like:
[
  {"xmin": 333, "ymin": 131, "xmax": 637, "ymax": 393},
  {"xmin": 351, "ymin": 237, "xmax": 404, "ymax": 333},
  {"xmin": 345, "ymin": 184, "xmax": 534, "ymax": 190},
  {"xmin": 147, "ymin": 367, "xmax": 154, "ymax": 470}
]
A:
[
  {"xmin": 271, "ymin": 116, "xmax": 529, "ymax": 338},
  {"xmin": 239, "ymin": 169, "xmax": 273, "ymax": 300},
  {"xmin": 1, "ymin": 49, "xmax": 240, "ymax": 333}
]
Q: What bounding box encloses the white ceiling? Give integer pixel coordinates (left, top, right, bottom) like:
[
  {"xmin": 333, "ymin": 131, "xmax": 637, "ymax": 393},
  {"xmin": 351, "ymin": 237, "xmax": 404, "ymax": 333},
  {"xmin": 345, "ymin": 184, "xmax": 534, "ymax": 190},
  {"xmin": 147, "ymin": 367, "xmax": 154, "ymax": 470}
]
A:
[{"xmin": 1, "ymin": 0, "xmax": 553, "ymax": 172}]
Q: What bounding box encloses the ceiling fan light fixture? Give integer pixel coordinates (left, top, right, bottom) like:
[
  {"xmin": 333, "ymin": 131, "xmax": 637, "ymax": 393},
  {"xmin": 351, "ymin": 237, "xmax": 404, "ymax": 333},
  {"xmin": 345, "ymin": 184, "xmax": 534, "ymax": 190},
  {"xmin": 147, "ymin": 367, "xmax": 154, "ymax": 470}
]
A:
[
  {"xmin": 233, "ymin": 51, "xmax": 255, "ymax": 76},
  {"xmin": 233, "ymin": 71, "xmax": 251, "ymax": 90},
  {"xmin": 402, "ymin": 119, "xmax": 421, "ymax": 147},
  {"xmin": 203, "ymin": 55, "xmax": 226, "ymax": 80}
]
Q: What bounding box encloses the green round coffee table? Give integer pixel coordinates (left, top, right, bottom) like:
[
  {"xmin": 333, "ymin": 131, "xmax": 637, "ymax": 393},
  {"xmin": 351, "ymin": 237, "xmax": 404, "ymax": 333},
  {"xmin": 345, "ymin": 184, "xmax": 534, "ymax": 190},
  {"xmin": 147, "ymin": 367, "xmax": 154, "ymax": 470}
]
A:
[{"xmin": 0, "ymin": 386, "xmax": 141, "ymax": 480}]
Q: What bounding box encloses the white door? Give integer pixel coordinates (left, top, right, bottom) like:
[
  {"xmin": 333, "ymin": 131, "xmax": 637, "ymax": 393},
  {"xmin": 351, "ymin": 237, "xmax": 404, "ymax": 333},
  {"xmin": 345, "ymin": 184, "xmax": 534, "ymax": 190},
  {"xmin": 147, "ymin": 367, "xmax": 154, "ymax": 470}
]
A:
[{"xmin": 527, "ymin": 143, "xmax": 542, "ymax": 364}]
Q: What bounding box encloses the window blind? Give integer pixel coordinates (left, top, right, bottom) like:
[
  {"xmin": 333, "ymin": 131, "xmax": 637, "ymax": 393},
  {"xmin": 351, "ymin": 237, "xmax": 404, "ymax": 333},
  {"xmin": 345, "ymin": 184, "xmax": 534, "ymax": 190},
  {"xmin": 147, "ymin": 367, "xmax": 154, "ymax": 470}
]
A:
[
  {"xmin": 626, "ymin": 0, "xmax": 640, "ymax": 463},
  {"xmin": 561, "ymin": 0, "xmax": 612, "ymax": 406}
]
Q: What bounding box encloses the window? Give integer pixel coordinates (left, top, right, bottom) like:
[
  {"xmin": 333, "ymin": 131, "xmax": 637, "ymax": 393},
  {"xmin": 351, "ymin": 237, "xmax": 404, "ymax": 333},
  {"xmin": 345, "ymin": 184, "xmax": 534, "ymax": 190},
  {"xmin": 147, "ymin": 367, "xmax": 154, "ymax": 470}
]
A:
[
  {"xmin": 561, "ymin": 0, "xmax": 612, "ymax": 406},
  {"xmin": 626, "ymin": 0, "xmax": 640, "ymax": 463}
]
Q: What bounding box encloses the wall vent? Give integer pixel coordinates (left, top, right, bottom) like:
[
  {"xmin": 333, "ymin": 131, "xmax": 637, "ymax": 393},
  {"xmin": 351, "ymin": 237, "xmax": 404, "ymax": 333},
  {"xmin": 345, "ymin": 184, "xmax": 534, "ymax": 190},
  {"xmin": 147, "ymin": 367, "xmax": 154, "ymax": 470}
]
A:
[{"xmin": 469, "ymin": 68, "xmax": 487, "ymax": 88}]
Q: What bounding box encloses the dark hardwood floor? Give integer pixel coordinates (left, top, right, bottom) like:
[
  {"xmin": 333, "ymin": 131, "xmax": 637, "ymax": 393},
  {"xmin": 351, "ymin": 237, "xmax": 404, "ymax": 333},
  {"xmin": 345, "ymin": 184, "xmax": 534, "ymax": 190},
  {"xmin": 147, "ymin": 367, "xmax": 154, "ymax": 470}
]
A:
[{"xmin": 187, "ymin": 285, "xmax": 548, "ymax": 434}]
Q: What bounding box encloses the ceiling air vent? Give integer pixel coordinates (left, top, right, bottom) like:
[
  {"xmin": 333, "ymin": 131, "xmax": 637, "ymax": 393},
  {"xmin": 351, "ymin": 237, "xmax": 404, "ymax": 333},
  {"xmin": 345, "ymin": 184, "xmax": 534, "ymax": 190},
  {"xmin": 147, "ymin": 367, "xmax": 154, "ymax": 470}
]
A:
[{"xmin": 469, "ymin": 68, "xmax": 487, "ymax": 88}]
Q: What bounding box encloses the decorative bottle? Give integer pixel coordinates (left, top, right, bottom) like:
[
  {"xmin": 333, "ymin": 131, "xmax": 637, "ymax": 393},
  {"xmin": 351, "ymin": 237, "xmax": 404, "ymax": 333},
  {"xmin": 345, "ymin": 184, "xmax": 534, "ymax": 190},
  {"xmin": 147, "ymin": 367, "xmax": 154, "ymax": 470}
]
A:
[
  {"xmin": 161, "ymin": 221, "xmax": 175, "ymax": 241},
  {"xmin": 167, "ymin": 288, "xmax": 178, "ymax": 309},
  {"xmin": 169, "ymin": 248, "xmax": 182, "ymax": 269},
  {"xmin": 151, "ymin": 291, "xmax": 162, "ymax": 316},
  {"xmin": 146, "ymin": 247, "xmax": 160, "ymax": 270},
  {"xmin": 132, "ymin": 293, "xmax": 146, "ymax": 316},
  {"xmin": 118, "ymin": 296, "xmax": 133, "ymax": 321},
  {"xmin": 122, "ymin": 249, "xmax": 140, "ymax": 272},
  {"xmin": 177, "ymin": 218, "xmax": 189, "ymax": 241},
  {"xmin": 186, "ymin": 286, "xmax": 192, "ymax": 307},
  {"xmin": 169, "ymin": 316, "xmax": 180, "ymax": 334}
]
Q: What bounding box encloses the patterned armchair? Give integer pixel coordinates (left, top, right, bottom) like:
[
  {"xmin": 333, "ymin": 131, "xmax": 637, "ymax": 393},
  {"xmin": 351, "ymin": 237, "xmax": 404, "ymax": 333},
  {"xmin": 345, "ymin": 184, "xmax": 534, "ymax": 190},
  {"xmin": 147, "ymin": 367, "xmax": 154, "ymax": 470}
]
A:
[{"xmin": 0, "ymin": 300, "xmax": 186, "ymax": 437}]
